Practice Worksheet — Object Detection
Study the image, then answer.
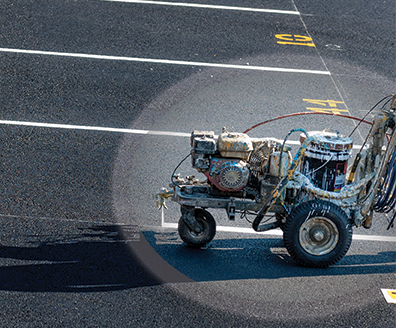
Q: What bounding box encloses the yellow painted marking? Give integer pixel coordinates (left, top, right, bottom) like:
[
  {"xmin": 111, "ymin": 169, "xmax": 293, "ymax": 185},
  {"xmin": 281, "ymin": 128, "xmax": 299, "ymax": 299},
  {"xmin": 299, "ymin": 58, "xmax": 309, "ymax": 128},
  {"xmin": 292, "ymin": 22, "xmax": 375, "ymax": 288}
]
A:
[
  {"xmin": 303, "ymin": 99, "xmax": 348, "ymax": 114},
  {"xmin": 275, "ymin": 34, "xmax": 294, "ymax": 41},
  {"xmin": 275, "ymin": 34, "xmax": 315, "ymax": 47},
  {"xmin": 276, "ymin": 41, "xmax": 315, "ymax": 47},
  {"xmin": 306, "ymin": 107, "xmax": 349, "ymax": 115},
  {"xmin": 303, "ymin": 99, "xmax": 344, "ymax": 107},
  {"xmin": 388, "ymin": 290, "xmax": 396, "ymax": 300}
]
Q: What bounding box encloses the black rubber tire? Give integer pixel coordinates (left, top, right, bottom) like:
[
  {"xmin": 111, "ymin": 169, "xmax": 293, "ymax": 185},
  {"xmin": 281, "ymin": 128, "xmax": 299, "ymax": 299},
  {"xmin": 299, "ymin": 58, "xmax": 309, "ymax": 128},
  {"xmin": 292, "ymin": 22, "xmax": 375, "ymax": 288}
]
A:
[
  {"xmin": 178, "ymin": 209, "xmax": 216, "ymax": 248},
  {"xmin": 283, "ymin": 200, "xmax": 352, "ymax": 268}
]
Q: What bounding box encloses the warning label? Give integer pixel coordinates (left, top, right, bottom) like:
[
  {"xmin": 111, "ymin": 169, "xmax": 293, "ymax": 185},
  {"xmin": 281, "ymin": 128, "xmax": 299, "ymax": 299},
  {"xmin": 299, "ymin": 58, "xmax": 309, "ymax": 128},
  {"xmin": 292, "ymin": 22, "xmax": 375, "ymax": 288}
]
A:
[{"xmin": 381, "ymin": 289, "xmax": 396, "ymax": 304}]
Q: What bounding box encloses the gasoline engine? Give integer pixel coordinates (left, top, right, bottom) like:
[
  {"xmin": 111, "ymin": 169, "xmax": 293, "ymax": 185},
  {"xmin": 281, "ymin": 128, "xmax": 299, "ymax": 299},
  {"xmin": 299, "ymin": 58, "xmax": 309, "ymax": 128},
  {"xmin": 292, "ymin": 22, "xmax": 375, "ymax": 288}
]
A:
[{"xmin": 189, "ymin": 128, "xmax": 353, "ymax": 204}]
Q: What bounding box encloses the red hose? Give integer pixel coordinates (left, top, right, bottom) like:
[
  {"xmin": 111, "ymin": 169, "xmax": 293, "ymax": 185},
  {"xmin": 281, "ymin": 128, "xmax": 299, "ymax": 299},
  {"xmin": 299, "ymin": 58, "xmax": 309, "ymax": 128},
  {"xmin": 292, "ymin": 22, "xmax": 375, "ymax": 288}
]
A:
[{"xmin": 243, "ymin": 112, "xmax": 372, "ymax": 134}]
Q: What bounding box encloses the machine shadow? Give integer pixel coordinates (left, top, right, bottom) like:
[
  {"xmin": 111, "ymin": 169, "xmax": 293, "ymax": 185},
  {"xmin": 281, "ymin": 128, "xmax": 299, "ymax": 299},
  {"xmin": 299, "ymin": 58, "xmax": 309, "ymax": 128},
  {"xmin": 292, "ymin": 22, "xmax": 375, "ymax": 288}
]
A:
[
  {"xmin": 143, "ymin": 230, "xmax": 396, "ymax": 282},
  {"xmin": 0, "ymin": 225, "xmax": 163, "ymax": 292}
]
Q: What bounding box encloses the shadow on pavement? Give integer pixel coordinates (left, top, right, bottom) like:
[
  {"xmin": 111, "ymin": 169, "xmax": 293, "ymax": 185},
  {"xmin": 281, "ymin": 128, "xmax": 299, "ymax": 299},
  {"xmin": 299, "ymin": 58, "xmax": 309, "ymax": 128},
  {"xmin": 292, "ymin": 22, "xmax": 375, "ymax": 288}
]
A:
[
  {"xmin": 0, "ymin": 225, "xmax": 165, "ymax": 292},
  {"xmin": 0, "ymin": 225, "xmax": 394, "ymax": 292},
  {"xmin": 143, "ymin": 230, "xmax": 396, "ymax": 282}
]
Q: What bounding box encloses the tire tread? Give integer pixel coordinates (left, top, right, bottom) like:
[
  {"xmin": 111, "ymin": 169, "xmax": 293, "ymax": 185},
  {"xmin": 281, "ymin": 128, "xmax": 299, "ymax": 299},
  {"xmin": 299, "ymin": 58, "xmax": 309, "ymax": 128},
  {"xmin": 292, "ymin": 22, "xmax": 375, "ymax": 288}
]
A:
[{"xmin": 283, "ymin": 200, "xmax": 352, "ymax": 268}]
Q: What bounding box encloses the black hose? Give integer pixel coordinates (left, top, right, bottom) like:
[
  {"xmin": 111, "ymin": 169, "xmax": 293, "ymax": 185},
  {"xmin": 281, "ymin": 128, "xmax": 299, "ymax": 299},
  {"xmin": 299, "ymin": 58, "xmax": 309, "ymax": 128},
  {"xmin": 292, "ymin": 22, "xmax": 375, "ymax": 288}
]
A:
[
  {"xmin": 170, "ymin": 152, "xmax": 192, "ymax": 185},
  {"xmin": 374, "ymin": 139, "xmax": 396, "ymax": 211},
  {"xmin": 374, "ymin": 130, "xmax": 396, "ymax": 229}
]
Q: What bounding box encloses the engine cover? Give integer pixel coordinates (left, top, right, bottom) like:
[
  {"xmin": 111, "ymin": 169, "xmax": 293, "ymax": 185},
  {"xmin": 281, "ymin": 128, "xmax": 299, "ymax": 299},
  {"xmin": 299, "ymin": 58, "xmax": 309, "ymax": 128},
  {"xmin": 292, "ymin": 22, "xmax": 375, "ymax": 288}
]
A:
[{"xmin": 205, "ymin": 158, "xmax": 249, "ymax": 192}]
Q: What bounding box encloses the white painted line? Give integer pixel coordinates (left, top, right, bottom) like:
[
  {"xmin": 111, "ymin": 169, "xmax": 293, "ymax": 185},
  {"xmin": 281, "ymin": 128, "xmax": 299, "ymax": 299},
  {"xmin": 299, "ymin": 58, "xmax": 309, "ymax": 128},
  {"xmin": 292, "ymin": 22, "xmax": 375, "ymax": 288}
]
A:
[
  {"xmin": 162, "ymin": 221, "xmax": 396, "ymax": 242},
  {"xmin": 352, "ymin": 234, "xmax": 396, "ymax": 242},
  {"xmin": 333, "ymin": 263, "xmax": 396, "ymax": 268},
  {"xmin": 0, "ymin": 119, "xmax": 150, "ymax": 135},
  {"xmin": 161, "ymin": 221, "xmax": 283, "ymax": 236},
  {"xmin": 99, "ymin": 0, "xmax": 300, "ymax": 15},
  {"xmin": 216, "ymin": 225, "xmax": 283, "ymax": 235},
  {"xmin": 0, "ymin": 119, "xmax": 192, "ymax": 137},
  {"xmin": 66, "ymin": 284, "xmax": 124, "ymax": 289},
  {"xmin": 148, "ymin": 130, "xmax": 191, "ymax": 137},
  {"xmin": 0, "ymin": 48, "xmax": 330, "ymax": 75},
  {"xmin": 162, "ymin": 222, "xmax": 178, "ymax": 228}
]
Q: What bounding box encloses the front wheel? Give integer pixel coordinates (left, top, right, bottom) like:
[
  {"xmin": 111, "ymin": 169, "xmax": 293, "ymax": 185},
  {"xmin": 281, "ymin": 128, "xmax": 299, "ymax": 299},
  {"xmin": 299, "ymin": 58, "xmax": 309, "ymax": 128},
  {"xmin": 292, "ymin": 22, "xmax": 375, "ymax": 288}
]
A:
[
  {"xmin": 178, "ymin": 209, "xmax": 216, "ymax": 248},
  {"xmin": 283, "ymin": 200, "xmax": 352, "ymax": 268}
]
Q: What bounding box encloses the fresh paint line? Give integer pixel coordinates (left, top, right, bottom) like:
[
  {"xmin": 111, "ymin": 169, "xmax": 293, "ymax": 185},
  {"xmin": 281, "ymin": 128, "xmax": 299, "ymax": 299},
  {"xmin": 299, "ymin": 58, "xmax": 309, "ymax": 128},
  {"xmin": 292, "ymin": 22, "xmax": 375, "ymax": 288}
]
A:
[
  {"xmin": 0, "ymin": 119, "xmax": 150, "ymax": 135},
  {"xmin": 162, "ymin": 222, "xmax": 396, "ymax": 242},
  {"xmin": 0, "ymin": 48, "xmax": 330, "ymax": 75},
  {"xmin": 160, "ymin": 209, "xmax": 396, "ymax": 242},
  {"xmin": 162, "ymin": 221, "xmax": 284, "ymax": 235},
  {"xmin": 351, "ymin": 234, "xmax": 396, "ymax": 242},
  {"xmin": 0, "ymin": 119, "xmax": 191, "ymax": 137},
  {"xmin": 99, "ymin": 0, "xmax": 301, "ymax": 15}
]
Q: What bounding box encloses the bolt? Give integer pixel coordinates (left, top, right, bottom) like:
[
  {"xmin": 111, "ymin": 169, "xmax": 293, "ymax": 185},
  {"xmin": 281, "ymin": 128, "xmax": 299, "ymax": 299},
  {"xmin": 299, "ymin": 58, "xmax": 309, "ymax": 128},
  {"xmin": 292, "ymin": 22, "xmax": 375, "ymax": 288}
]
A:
[{"xmin": 313, "ymin": 230, "xmax": 325, "ymax": 242}]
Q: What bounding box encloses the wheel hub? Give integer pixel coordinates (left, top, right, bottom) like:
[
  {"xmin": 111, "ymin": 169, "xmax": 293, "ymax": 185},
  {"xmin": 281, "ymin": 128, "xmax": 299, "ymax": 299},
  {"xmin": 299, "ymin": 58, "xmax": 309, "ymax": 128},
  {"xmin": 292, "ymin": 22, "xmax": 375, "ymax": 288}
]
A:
[
  {"xmin": 191, "ymin": 222, "xmax": 204, "ymax": 235},
  {"xmin": 312, "ymin": 229, "xmax": 325, "ymax": 242},
  {"xmin": 299, "ymin": 216, "xmax": 339, "ymax": 256}
]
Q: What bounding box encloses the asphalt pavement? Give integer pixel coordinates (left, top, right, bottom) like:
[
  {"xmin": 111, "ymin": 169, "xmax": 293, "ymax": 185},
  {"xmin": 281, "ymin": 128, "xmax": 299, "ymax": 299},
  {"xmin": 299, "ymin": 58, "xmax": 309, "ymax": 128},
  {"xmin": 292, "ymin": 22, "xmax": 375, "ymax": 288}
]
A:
[{"xmin": 0, "ymin": 0, "xmax": 395, "ymax": 327}]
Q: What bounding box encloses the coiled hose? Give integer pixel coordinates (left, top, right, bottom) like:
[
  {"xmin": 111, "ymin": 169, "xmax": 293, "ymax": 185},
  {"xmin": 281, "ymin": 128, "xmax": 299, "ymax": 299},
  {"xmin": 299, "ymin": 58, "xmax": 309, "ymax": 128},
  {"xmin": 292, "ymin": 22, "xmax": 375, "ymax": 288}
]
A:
[{"xmin": 374, "ymin": 135, "xmax": 396, "ymax": 229}]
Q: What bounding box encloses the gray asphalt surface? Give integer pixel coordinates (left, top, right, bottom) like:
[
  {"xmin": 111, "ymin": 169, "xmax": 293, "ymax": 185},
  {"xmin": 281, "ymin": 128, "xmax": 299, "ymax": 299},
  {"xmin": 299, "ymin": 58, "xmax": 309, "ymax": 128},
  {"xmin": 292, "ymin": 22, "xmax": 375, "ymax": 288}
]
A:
[{"xmin": 0, "ymin": 0, "xmax": 395, "ymax": 326}]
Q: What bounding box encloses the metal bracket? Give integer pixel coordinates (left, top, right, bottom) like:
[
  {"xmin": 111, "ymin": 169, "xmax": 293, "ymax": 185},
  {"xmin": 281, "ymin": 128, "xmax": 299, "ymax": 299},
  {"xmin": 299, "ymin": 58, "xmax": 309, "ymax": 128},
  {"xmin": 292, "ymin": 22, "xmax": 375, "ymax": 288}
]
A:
[
  {"xmin": 255, "ymin": 220, "xmax": 282, "ymax": 232},
  {"xmin": 181, "ymin": 206, "xmax": 203, "ymax": 233},
  {"xmin": 227, "ymin": 198, "xmax": 236, "ymax": 220}
]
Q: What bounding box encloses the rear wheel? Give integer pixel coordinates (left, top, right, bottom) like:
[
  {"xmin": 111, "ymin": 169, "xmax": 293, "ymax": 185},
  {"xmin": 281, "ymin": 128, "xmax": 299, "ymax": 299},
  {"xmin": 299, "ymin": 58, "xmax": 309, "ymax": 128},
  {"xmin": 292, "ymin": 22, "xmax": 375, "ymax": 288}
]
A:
[
  {"xmin": 178, "ymin": 209, "xmax": 216, "ymax": 248},
  {"xmin": 283, "ymin": 200, "xmax": 352, "ymax": 268}
]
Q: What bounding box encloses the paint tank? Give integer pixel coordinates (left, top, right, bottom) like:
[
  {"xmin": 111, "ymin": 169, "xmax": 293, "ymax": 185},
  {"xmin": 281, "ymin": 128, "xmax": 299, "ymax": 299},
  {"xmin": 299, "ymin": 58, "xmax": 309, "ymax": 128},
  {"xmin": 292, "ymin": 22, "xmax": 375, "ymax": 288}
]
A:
[{"xmin": 300, "ymin": 131, "xmax": 353, "ymax": 192}]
